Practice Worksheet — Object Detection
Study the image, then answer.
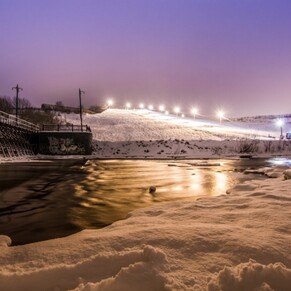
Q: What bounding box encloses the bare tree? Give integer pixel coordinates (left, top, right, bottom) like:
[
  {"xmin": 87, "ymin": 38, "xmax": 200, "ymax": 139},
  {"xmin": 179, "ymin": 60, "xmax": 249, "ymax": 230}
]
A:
[{"xmin": 0, "ymin": 96, "xmax": 14, "ymax": 113}]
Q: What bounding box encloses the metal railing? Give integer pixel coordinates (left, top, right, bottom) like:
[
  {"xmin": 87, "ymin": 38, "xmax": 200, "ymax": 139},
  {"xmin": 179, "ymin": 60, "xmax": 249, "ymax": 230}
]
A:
[
  {"xmin": 41, "ymin": 124, "xmax": 91, "ymax": 132},
  {"xmin": 0, "ymin": 110, "xmax": 39, "ymax": 132}
]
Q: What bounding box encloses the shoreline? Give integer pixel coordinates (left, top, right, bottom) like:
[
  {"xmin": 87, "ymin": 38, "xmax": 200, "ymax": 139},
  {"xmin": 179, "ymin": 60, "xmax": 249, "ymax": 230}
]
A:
[{"xmin": 1, "ymin": 153, "xmax": 291, "ymax": 164}]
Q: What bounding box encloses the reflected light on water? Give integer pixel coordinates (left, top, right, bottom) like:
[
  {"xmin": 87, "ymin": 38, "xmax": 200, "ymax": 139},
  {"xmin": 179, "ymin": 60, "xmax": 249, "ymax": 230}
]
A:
[
  {"xmin": 172, "ymin": 185, "xmax": 184, "ymax": 192},
  {"xmin": 190, "ymin": 171, "xmax": 203, "ymax": 194},
  {"xmin": 70, "ymin": 160, "xmax": 237, "ymax": 229},
  {"xmin": 269, "ymin": 158, "xmax": 291, "ymax": 166},
  {"xmin": 213, "ymin": 172, "xmax": 228, "ymax": 193},
  {"xmin": 0, "ymin": 158, "xmax": 272, "ymax": 245}
]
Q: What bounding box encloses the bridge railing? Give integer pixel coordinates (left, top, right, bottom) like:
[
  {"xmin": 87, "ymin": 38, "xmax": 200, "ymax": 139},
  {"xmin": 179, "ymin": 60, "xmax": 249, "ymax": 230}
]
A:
[
  {"xmin": 41, "ymin": 124, "xmax": 91, "ymax": 132},
  {"xmin": 0, "ymin": 110, "xmax": 39, "ymax": 132}
]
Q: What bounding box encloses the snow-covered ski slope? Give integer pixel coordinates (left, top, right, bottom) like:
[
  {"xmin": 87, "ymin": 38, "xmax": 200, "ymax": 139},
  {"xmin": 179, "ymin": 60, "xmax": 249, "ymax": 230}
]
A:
[{"xmin": 65, "ymin": 109, "xmax": 287, "ymax": 141}]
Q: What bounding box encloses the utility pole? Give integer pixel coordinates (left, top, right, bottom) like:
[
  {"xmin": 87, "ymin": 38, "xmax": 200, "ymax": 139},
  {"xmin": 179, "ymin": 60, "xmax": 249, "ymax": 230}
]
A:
[
  {"xmin": 12, "ymin": 84, "xmax": 23, "ymax": 119},
  {"xmin": 79, "ymin": 88, "xmax": 85, "ymax": 131}
]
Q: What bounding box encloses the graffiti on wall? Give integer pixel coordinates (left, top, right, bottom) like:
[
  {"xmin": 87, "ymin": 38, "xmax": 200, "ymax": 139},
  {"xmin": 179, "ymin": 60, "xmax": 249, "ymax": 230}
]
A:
[{"xmin": 48, "ymin": 137, "xmax": 86, "ymax": 154}]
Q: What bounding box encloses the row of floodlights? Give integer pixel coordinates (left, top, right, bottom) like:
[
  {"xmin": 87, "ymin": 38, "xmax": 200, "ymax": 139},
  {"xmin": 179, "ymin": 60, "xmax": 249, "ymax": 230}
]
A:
[
  {"xmin": 107, "ymin": 100, "xmax": 287, "ymax": 129},
  {"xmin": 107, "ymin": 99, "xmax": 225, "ymax": 122}
]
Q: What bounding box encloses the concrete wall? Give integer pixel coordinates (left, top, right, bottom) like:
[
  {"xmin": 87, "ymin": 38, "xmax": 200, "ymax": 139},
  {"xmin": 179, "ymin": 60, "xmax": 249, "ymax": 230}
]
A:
[{"xmin": 38, "ymin": 132, "xmax": 92, "ymax": 155}]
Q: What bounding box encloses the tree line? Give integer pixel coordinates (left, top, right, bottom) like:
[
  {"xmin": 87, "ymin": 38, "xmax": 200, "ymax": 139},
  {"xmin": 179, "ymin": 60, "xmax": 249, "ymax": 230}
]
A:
[{"xmin": 0, "ymin": 95, "xmax": 57, "ymax": 125}]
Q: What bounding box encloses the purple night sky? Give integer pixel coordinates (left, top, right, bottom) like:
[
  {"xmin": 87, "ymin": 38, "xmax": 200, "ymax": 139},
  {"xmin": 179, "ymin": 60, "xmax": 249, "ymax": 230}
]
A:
[{"xmin": 0, "ymin": 0, "xmax": 291, "ymax": 117}]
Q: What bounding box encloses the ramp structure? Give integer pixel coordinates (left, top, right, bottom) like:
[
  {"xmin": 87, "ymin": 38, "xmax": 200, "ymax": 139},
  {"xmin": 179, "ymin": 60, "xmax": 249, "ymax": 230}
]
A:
[{"xmin": 0, "ymin": 110, "xmax": 39, "ymax": 158}]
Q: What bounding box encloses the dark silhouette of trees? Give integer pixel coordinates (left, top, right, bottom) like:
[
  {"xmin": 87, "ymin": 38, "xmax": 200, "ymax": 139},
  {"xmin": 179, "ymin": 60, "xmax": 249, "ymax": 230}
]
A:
[
  {"xmin": 0, "ymin": 95, "xmax": 57, "ymax": 125},
  {"xmin": 0, "ymin": 96, "xmax": 14, "ymax": 113}
]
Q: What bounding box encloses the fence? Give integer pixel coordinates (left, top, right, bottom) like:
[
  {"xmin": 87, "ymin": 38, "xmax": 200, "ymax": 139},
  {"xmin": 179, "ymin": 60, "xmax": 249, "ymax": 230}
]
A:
[
  {"xmin": 41, "ymin": 124, "xmax": 91, "ymax": 132},
  {"xmin": 0, "ymin": 110, "xmax": 39, "ymax": 132}
]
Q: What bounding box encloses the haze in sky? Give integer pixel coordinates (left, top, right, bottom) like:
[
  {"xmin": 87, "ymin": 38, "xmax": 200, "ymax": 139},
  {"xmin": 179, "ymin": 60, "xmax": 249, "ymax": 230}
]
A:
[{"xmin": 0, "ymin": 0, "xmax": 291, "ymax": 117}]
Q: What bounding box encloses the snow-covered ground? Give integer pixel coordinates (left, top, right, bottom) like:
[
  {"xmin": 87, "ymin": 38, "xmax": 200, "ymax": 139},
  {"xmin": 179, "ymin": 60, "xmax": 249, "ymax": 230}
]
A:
[
  {"xmin": 65, "ymin": 109, "xmax": 282, "ymax": 141},
  {"xmin": 1, "ymin": 109, "xmax": 291, "ymax": 290},
  {"xmin": 1, "ymin": 166, "xmax": 291, "ymax": 290},
  {"xmin": 63, "ymin": 109, "xmax": 291, "ymax": 159}
]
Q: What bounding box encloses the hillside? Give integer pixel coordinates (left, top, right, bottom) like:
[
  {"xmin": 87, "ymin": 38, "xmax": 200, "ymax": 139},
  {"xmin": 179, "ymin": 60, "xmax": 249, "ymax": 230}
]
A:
[
  {"xmin": 64, "ymin": 109, "xmax": 291, "ymax": 159},
  {"xmin": 65, "ymin": 109, "xmax": 284, "ymax": 141}
]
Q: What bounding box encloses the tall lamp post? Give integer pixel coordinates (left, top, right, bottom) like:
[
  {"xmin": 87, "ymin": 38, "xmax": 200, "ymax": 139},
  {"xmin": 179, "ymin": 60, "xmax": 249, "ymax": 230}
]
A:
[
  {"xmin": 79, "ymin": 88, "xmax": 85, "ymax": 131},
  {"xmin": 12, "ymin": 84, "xmax": 23, "ymax": 119},
  {"xmin": 276, "ymin": 119, "xmax": 284, "ymax": 139}
]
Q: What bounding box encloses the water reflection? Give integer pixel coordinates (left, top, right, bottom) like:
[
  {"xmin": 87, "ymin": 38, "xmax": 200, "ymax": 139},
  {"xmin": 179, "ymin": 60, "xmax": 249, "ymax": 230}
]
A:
[
  {"xmin": 69, "ymin": 160, "xmax": 238, "ymax": 229},
  {"xmin": 269, "ymin": 157, "xmax": 291, "ymax": 166},
  {"xmin": 0, "ymin": 158, "xmax": 275, "ymax": 245}
]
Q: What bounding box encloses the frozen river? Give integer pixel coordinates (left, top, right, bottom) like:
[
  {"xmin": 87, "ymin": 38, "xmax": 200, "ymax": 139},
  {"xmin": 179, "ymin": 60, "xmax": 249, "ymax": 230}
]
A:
[{"xmin": 0, "ymin": 158, "xmax": 278, "ymax": 245}]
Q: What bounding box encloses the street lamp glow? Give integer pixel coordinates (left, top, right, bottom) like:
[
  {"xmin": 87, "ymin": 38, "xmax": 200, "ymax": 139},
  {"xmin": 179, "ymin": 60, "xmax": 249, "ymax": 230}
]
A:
[
  {"xmin": 159, "ymin": 105, "xmax": 165, "ymax": 112},
  {"xmin": 139, "ymin": 103, "xmax": 144, "ymax": 109},
  {"xmin": 107, "ymin": 99, "xmax": 113, "ymax": 107},
  {"xmin": 191, "ymin": 107, "xmax": 198, "ymax": 119},
  {"xmin": 276, "ymin": 119, "xmax": 284, "ymax": 127},
  {"xmin": 174, "ymin": 106, "xmax": 180, "ymax": 115},
  {"xmin": 276, "ymin": 119, "xmax": 284, "ymax": 139},
  {"xmin": 217, "ymin": 110, "xmax": 224, "ymax": 124},
  {"xmin": 126, "ymin": 102, "xmax": 131, "ymax": 109},
  {"xmin": 148, "ymin": 104, "xmax": 153, "ymax": 110}
]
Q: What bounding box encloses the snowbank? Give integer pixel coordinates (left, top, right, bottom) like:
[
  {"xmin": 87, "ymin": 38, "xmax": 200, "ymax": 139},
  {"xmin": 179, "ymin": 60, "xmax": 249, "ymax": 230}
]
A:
[
  {"xmin": 208, "ymin": 260, "xmax": 291, "ymax": 291},
  {"xmin": 1, "ymin": 166, "xmax": 291, "ymax": 290},
  {"xmin": 91, "ymin": 139, "xmax": 291, "ymax": 159}
]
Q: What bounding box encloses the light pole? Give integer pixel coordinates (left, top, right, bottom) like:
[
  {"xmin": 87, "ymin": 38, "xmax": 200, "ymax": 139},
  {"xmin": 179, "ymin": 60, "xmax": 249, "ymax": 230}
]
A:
[
  {"xmin": 276, "ymin": 119, "xmax": 284, "ymax": 139},
  {"xmin": 12, "ymin": 84, "xmax": 23, "ymax": 119},
  {"xmin": 79, "ymin": 88, "xmax": 85, "ymax": 131}
]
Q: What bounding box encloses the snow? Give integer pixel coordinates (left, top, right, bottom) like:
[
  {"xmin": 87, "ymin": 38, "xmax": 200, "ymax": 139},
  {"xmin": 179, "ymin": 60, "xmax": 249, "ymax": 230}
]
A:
[
  {"xmin": 0, "ymin": 166, "xmax": 291, "ymax": 290},
  {"xmin": 65, "ymin": 109, "xmax": 280, "ymax": 142},
  {"xmin": 61, "ymin": 109, "xmax": 291, "ymax": 159},
  {"xmin": 1, "ymin": 109, "xmax": 291, "ymax": 290}
]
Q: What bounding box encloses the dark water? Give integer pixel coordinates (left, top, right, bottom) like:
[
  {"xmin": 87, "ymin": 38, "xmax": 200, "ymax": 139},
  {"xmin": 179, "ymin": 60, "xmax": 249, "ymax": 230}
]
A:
[{"xmin": 0, "ymin": 158, "xmax": 288, "ymax": 245}]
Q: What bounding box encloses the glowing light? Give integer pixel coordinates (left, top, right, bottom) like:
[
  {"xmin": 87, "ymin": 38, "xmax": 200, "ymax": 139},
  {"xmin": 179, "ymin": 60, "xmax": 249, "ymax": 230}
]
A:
[
  {"xmin": 126, "ymin": 102, "xmax": 131, "ymax": 109},
  {"xmin": 174, "ymin": 106, "xmax": 180, "ymax": 114},
  {"xmin": 191, "ymin": 107, "xmax": 198, "ymax": 119},
  {"xmin": 276, "ymin": 119, "xmax": 284, "ymax": 139},
  {"xmin": 107, "ymin": 99, "xmax": 113, "ymax": 107},
  {"xmin": 148, "ymin": 104, "xmax": 153, "ymax": 110},
  {"xmin": 165, "ymin": 111, "xmax": 169, "ymax": 115},
  {"xmin": 181, "ymin": 114, "xmax": 185, "ymax": 118},
  {"xmin": 159, "ymin": 105, "xmax": 165, "ymax": 111},
  {"xmin": 217, "ymin": 110, "xmax": 224, "ymax": 124},
  {"xmin": 139, "ymin": 103, "xmax": 144, "ymax": 109},
  {"xmin": 276, "ymin": 119, "xmax": 284, "ymax": 127}
]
